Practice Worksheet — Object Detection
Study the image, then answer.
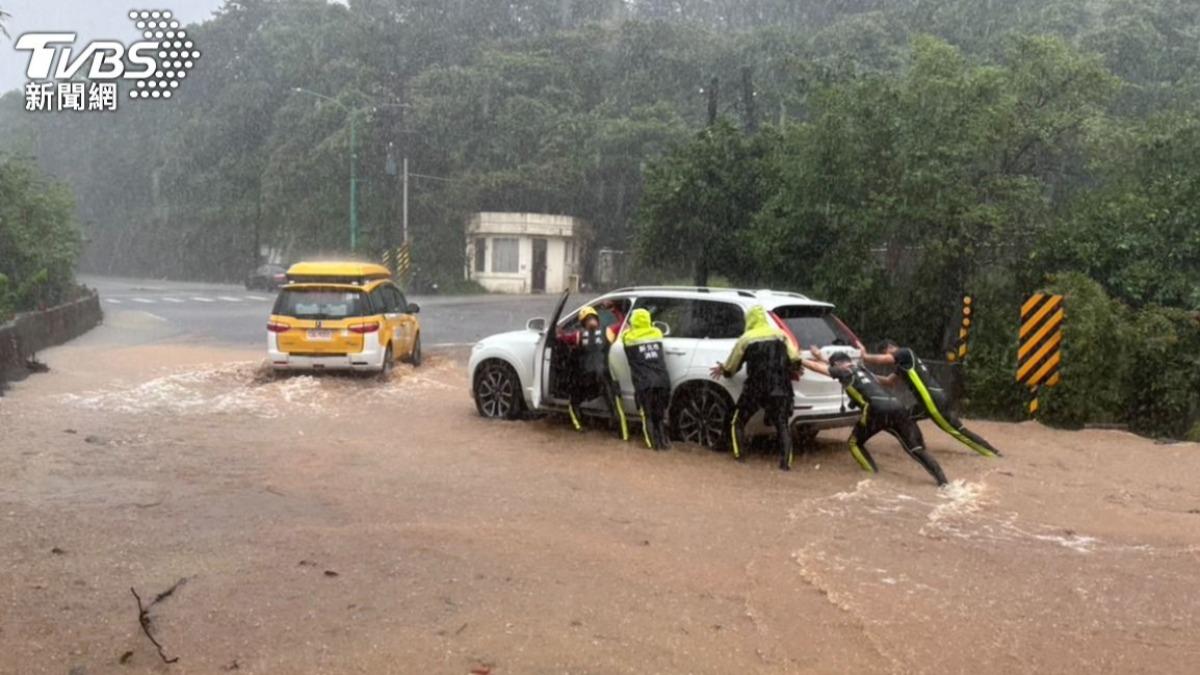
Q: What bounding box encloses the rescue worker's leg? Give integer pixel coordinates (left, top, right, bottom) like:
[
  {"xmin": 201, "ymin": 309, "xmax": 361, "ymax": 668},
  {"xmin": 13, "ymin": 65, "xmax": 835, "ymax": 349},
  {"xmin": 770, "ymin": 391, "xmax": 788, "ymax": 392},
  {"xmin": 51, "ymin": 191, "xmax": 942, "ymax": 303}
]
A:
[
  {"xmin": 730, "ymin": 396, "xmax": 761, "ymax": 462},
  {"xmin": 847, "ymin": 407, "xmax": 881, "ymax": 474},
  {"xmin": 906, "ymin": 373, "xmax": 1000, "ymax": 458},
  {"xmin": 767, "ymin": 395, "xmax": 794, "ymax": 471},
  {"xmin": 605, "ymin": 378, "xmax": 630, "ymax": 442},
  {"xmin": 635, "ymin": 391, "xmax": 655, "ymax": 449},
  {"xmin": 567, "ymin": 395, "xmax": 584, "ymax": 432},
  {"xmin": 650, "ymin": 388, "xmax": 671, "ymax": 450},
  {"xmin": 887, "ymin": 413, "xmax": 948, "ymax": 487}
]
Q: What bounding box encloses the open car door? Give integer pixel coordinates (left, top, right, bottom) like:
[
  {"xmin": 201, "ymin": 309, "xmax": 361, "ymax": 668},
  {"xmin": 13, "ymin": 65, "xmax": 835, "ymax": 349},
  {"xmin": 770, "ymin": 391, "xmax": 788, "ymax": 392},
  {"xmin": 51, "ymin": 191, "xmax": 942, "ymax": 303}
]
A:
[{"xmin": 531, "ymin": 290, "xmax": 570, "ymax": 410}]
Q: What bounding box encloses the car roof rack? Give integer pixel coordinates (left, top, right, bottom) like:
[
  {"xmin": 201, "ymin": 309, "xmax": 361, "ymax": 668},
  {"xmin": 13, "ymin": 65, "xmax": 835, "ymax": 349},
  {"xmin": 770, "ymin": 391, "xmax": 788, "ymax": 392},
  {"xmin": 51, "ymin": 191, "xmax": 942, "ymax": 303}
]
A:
[{"xmin": 609, "ymin": 286, "xmax": 810, "ymax": 301}]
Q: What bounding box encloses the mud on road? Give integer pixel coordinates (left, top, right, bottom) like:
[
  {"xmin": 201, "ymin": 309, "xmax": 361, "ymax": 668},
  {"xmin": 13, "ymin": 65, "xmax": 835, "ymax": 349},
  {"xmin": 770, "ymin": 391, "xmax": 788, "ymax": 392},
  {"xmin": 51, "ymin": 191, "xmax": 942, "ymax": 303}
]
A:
[{"xmin": 2, "ymin": 341, "xmax": 1199, "ymax": 674}]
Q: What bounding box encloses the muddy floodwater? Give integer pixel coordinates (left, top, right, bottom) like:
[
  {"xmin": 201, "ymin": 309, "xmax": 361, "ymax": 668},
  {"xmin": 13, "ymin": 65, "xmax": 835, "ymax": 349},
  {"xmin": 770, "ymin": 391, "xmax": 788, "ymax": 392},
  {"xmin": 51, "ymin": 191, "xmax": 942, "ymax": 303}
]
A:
[{"xmin": 2, "ymin": 341, "xmax": 1199, "ymax": 674}]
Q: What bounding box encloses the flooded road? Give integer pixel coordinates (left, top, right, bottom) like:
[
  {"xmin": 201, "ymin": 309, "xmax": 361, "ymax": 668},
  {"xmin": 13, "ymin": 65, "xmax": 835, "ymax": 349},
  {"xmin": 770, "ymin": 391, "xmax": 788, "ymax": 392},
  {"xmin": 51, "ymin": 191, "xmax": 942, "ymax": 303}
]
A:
[{"xmin": 2, "ymin": 324, "xmax": 1199, "ymax": 673}]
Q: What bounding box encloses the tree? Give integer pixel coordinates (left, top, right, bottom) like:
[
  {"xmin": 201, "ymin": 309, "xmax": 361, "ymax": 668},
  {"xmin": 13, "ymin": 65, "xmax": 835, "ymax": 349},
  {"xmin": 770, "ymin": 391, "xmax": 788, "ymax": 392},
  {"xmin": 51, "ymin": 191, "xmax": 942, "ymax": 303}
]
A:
[{"xmin": 636, "ymin": 119, "xmax": 770, "ymax": 286}]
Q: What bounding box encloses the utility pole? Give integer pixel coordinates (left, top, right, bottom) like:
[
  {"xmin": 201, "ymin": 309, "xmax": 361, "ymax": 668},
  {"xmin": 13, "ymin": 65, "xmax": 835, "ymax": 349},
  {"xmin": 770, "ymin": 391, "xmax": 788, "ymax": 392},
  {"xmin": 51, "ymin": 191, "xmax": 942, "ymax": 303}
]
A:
[
  {"xmin": 402, "ymin": 156, "xmax": 409, "ymax": 245},
  {"xmin": 741, "ymin": 66, "xmax": 757, "ymax": 134},
  {"xmin": 385, "ymin": 142, "xmax": 398, "ymax": 263}
]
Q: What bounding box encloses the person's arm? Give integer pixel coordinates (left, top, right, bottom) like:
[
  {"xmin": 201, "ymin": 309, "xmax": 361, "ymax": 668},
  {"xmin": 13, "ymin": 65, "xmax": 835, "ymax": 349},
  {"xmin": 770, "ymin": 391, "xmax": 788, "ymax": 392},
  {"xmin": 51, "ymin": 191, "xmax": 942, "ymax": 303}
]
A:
[
  {"xmin": 801, "ymin": 358, "xmax": 832, "ymax": 378},
  {"xmin": 878, "ymin": 373, "xmax": 900, "ymax": 388},
  {"xmin": 856, "ymin": 340, "xmax": 895, "ymax": 367},
  {"xmin": 710, "ymin": 337, "xmax": 748, "ymax": 380}
]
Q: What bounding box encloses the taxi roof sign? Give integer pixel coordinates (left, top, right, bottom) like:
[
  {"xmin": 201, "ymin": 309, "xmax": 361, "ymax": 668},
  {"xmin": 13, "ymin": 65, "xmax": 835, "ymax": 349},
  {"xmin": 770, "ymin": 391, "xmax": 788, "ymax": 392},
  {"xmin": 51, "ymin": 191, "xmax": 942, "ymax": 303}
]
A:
[{"xmin": 286, "ymin": 261, "xmax": 392, "ymax": 285}]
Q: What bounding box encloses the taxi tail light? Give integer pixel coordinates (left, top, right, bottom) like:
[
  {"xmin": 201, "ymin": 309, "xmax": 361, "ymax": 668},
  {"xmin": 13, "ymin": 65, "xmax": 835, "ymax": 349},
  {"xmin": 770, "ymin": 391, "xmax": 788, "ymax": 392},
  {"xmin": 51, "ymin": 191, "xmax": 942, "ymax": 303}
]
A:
[
  {"xmin": 349, "ymin": 322, "xmax": 380, "ymax": 334},
  {"xmin": 267, "ymin": 321, "xmax": 290, "ymax": 333}
]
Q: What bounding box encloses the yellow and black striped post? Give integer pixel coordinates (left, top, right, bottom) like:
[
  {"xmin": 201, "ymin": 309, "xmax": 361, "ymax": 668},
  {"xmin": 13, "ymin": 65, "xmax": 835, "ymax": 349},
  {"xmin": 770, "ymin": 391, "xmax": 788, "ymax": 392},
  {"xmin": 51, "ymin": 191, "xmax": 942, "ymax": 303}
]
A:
[
  {"xmin": 1017, "ymin": 292, "xmax": 1065, "ymax": 415},
  {"xmin": 395, "ymin": 242, "xmax": 412, "ymax": 281},
  {"xmin": 381, "ymin": 242, "xmax": 413, "ymax": 281},
  {"xmin": 946, "ymin": 295, "xmax": 973, "ymax": 363}
]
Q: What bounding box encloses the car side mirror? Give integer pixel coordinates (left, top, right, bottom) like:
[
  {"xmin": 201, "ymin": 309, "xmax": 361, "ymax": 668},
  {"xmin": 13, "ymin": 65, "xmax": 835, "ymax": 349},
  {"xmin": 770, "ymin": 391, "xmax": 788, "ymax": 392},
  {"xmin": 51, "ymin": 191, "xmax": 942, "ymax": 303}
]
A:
[
  {"xmin": 527, "ymin": 317, "xmax": 547, "ymax": 332},
  {"xmin": 654, "ymin": 321, "xmax": 671, "ymax": 337},
  {"xmin": 407, "ymin": 303, "xmax": 420, "ymax": 314}
]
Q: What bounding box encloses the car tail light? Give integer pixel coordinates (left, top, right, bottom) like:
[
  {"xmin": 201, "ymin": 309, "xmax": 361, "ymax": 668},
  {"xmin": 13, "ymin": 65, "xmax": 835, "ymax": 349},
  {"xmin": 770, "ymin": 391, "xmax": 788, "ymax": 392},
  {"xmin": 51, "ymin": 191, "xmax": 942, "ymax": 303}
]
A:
[
  {"xmin": 267, "ymin": 321, "xmax": 290, "ymax": 333},
  {"xmin": 349, "ymin": 322, "xmax": 380, "ymax": 334}
]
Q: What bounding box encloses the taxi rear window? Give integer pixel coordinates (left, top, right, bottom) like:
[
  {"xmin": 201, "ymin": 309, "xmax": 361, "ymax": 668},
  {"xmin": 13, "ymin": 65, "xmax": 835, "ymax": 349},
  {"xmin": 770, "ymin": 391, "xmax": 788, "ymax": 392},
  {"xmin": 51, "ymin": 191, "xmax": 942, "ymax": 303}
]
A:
[{"xmin": 273, "ymin": 289, "xmax": 369, "ymax": 319}]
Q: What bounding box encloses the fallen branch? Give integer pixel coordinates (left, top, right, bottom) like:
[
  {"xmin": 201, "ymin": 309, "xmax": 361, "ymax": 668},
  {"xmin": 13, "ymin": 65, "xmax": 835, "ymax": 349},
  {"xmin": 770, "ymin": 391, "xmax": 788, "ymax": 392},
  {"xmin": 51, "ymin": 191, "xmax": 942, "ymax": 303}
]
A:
[{"xmin": 130, "ymin": 580, "xmax": 187, "ymax": 664}]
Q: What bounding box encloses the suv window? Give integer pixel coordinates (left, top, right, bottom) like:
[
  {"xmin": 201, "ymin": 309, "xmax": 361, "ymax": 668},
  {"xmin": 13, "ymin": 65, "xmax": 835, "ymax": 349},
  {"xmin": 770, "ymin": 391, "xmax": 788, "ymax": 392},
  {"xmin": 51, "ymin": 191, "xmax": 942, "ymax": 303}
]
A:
[
  {"xmin": 773, "ymin": 305, "xmax": 857, "ymax": 347},
  {"xmin": 633, "ymin": 297, "xmax": 744, "ymax": 339},
  {"xmin": 273, "ymin": 288, "xmax": 369, "ymax": 320},
  {"xmin": 558, "ymin": 297, "xmax": 632, "ymax": 333}
]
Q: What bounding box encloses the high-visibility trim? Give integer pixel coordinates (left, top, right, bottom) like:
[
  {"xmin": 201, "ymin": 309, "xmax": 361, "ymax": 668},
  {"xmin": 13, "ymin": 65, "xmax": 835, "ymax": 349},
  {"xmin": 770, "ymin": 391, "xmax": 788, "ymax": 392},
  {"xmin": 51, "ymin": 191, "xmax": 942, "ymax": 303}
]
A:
[
  {"xmin": 849, "ymin": 439, "xmax": 875, "ymax": 473},
  {"xmin": 730, "ymin": 410, "xmax": 742, "ymax": 459},
  {"xmin": 640, "ymin": 408, "xmax": 653, "ymax": 449},
  {"xmin": 906, "ymin": 369, "xmax": 997, "ymax": 458},
  {"xmin": 615, "ymin": 397, "xmax": 629, "ymax": 441},
  {"xmin": 568, "ymin": 404, "xmax": 583, "ymax": 432}
]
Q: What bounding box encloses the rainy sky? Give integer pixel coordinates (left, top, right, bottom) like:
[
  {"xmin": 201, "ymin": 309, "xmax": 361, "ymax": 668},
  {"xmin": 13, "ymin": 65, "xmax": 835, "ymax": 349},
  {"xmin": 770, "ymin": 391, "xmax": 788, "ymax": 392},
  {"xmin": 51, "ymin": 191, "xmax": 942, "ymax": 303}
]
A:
[{"xmin": 0, "ymin": 0, "xmax": 225, "ymax": 93}]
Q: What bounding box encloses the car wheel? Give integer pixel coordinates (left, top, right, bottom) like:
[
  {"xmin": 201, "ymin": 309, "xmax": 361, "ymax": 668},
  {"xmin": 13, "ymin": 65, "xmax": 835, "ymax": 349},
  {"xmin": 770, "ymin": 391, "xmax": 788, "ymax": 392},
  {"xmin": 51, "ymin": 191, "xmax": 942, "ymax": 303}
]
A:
[
  {"xmin": 670, "ymin": 383, "xmax": 732, "ymax": 450},
  {"xmin": 474, "ymin": 360, "xmax": 523, "ymax": 420},
  {"xmin": 406, "ymin": 333, "xmax": 423, "ymax": 367},
  {"xmin": 379, "ymin": 344, "xmax": 394, "ymax": 380}
]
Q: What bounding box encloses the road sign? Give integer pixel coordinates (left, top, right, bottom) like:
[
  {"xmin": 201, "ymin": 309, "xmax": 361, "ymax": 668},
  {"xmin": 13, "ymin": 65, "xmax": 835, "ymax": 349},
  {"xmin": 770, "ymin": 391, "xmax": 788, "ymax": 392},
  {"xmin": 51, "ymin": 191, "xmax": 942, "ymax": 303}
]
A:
[{"xmin": 1017, "ymin": 292, "xmax": 1065, "ymax": 415}]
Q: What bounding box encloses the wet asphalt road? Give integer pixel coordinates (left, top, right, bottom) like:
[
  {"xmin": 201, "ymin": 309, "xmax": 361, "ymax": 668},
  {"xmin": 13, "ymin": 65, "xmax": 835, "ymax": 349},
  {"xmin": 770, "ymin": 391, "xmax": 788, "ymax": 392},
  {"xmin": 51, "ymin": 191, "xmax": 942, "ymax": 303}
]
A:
[{"xmin": 83, "ymin": 276, "xmax": 567, "ymax": 348}]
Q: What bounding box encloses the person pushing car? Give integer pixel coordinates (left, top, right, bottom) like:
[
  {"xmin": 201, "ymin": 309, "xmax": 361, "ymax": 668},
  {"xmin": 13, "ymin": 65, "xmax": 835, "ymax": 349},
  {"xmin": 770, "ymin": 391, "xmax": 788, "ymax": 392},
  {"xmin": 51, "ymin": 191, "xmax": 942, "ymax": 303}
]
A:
[
  {"xmin": 859, "ymin": 340, "xmax": 1001, "ymax": 459},
  {"xmin": 709, "ymin": 305, "xmax": 802, "ymax": 471},
  {"xmin": 622, "ymin": 308, "xmax": 671, "ymax": 450},
  {"xmin": 803, "ymin": 348, "xmax": 948, "ymax": 487},
  {"xmin": 558, "ymin": 305, "xmax": 629, "ymax": 441}
]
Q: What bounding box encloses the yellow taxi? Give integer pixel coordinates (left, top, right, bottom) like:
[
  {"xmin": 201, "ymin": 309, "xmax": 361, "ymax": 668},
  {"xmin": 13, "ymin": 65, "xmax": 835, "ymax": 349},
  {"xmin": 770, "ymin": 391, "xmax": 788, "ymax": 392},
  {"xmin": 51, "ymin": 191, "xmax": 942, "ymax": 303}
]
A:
[{"xmin": 266, "ymin": 261, "xmax": 421, "ymax": 374}]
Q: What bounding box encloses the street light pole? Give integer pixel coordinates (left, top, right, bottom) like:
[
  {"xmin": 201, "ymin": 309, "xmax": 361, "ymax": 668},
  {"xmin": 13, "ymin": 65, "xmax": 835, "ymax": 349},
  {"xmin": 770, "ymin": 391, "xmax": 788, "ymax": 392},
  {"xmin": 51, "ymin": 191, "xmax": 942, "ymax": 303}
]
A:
[
  {"xmin": 293, "ymin": 87, "xmax": 367, "ymax": 253},
  {"xmin": 402, "ymin": 156, "xmax": 409, "ymax": 245},
  {"xmin": 349, "ymin": 111, "xmax": 358, "ymax": 252}
]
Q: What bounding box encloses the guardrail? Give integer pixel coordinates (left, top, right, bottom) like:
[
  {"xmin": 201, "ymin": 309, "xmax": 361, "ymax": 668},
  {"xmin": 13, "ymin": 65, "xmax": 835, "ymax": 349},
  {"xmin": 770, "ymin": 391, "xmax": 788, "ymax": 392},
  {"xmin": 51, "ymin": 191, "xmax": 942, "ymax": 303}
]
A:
[{"xmin": 0, "ymin": 291, "xmax": 103, "ymax": 391}]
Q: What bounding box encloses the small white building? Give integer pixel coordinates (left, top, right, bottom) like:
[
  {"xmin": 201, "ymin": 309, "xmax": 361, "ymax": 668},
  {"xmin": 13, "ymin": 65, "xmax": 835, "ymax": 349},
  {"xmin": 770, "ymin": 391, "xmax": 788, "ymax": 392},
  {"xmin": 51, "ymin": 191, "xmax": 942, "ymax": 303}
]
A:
[{"xmin": 465, "ymin": 212, "xmax": 592, "ymax": 294}]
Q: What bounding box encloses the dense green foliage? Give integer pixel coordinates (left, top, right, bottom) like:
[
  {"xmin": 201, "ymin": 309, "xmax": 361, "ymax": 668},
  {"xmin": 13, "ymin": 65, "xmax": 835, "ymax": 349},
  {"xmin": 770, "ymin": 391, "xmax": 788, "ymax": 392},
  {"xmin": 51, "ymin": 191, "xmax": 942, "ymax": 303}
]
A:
[
  {"xmin": 0, "ymin": 157, "xmax": 82, "ymax": 321},
  {"xmin": 0, "ymin": 0, "xmax": 1197, "ymax": 432}
]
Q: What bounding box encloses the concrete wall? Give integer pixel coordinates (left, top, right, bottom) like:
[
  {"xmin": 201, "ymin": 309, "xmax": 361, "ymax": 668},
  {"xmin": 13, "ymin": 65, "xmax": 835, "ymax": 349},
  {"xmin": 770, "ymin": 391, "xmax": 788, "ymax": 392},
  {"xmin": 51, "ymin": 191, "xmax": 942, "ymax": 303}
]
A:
[{"xmin": 0, "ymin": 292, "xmax": 103, "ymax": 391}]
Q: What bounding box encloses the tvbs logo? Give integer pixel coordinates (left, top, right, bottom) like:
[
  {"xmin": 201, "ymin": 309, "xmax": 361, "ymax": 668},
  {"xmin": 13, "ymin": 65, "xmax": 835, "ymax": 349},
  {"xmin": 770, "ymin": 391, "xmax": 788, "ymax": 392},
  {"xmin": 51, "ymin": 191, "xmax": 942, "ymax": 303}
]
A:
[{"xmin": 16, "ymin": 9, "xmax": 201, "ymax": 113}]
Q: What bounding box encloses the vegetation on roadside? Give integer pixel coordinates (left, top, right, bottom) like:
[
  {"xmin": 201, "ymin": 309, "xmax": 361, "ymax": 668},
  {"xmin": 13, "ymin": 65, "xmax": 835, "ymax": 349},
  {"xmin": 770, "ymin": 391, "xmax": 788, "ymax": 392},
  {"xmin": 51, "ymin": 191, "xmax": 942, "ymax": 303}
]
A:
[{"xmin": 0, "ymin": 156, "xmax": 82, "ymax": 322}]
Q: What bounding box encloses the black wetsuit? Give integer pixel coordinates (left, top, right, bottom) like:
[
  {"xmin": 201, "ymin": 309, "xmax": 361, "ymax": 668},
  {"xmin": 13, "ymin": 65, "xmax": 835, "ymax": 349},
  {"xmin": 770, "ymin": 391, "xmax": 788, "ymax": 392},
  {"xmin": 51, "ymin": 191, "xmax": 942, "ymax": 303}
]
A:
[
  {"xmin": 625, "ymin": 338, "xmax": 671, "ymax": 450},
  {"xmin": 830, "ymin": 361, "xmax": 948, "ymax": 486},
  {"xmin": 726, "ymin": 339, "xmax": 795, "ymax": 470},
  {"xmin": 893, "ymin": 348, "xmax": 1001, "ymax": 458},
  {"xmin": 568, "ymin": 328, "xmax": 626, "ymax": 438}
]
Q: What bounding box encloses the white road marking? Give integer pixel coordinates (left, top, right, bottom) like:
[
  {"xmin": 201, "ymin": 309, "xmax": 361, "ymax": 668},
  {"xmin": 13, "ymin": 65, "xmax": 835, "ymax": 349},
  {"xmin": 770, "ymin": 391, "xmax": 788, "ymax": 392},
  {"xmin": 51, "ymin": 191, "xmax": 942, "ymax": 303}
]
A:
[
  {"xmin": 218, "ymin": 296, "xmax": 242, "ymax": 303},
  {"xmin": 244, "ymin": 295, "xmax": 270, "ymax": 301},
  {"xmin": 104, "ymin": 299, "xmax": 122, "ymax": 305},
  {"xmin": 161, "ymin": 297, "xmax": 185, "ymax": 304},
  {"xmin": 191, "ymin": 297, "xmax": 215, "ymax": 303},
  {"xmin": 131, "ymin": 298, "xmax": 156, "ymax": 304}
]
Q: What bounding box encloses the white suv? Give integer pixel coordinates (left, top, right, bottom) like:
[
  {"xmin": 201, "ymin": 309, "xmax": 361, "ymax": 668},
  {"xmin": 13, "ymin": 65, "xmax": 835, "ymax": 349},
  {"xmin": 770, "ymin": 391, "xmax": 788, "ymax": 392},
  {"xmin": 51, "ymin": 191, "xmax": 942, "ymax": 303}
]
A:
[{"xmin": 468, "ymin": 287, "xmax": 862, "ymax": 448}]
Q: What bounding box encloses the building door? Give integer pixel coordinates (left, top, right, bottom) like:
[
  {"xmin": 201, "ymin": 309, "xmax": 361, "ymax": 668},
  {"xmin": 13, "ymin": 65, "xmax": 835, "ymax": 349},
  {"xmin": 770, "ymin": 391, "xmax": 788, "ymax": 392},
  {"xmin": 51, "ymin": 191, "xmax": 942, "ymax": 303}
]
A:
[{"xmin": 531, "ymin": 238, "xmax": 548, "ymax": 293}]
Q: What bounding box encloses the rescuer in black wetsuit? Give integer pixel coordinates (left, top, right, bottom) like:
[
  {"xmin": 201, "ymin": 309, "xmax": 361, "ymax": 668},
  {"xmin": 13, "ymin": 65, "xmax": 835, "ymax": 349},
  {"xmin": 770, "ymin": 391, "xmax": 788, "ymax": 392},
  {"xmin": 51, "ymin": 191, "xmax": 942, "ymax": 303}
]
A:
[
  {"xmin": 559, "ymin": 305, "xmax": 629, "ymax": 441},
  {"xmin": 803, "ymin": 349, "xmax": 948, "ymax": 487},
  {"xmin": 860, "ymin": 340, "xmax": 1001, "ymax": 458},
  {"xmin": 709, "ymin": 306, "xmax": 802, "ymax": 471},
  {"xmin": 622, "ymin": 308, "xmax": 672, "ymax": 451}
]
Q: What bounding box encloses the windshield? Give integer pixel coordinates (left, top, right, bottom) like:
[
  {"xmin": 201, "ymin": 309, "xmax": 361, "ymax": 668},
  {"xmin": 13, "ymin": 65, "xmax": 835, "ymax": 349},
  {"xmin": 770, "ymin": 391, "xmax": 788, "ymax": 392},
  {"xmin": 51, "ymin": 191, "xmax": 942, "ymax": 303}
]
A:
[
  {"xmin": 772, "ymin": 305, "xmax": 858, "ymax": 348},
  {"xmin": 273, "ymin": 289, "xmax": 369, "ymax": 320}
]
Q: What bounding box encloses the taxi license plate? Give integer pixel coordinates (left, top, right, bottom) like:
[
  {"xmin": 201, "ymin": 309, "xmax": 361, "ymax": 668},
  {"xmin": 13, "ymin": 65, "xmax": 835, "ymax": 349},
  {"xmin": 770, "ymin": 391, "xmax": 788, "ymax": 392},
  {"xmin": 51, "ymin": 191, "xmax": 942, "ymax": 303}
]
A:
[{"xmin": 306, "ymin": 329, "xmax": 334, "ymax": 341}]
